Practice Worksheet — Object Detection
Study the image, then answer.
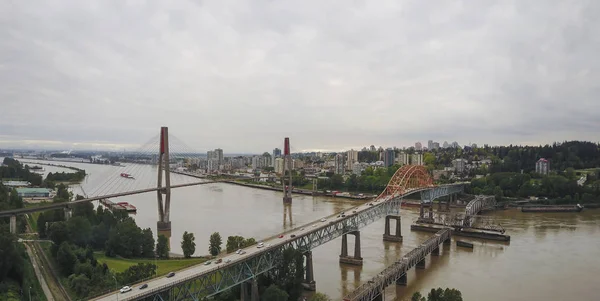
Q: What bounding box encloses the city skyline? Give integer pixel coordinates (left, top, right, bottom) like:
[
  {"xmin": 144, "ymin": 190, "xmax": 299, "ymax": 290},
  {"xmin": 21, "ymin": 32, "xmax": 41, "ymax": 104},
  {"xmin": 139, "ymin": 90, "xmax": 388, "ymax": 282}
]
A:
[{"xmin": 2, "ymin": 1, "xmax": 599, "ymax": 152}]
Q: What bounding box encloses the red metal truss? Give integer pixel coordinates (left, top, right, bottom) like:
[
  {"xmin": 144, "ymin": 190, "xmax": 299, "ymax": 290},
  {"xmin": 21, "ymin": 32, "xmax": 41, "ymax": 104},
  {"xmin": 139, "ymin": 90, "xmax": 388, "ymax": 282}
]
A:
[{"xmin": 377, "ymin": 165, "xmax": 434, "ymax": 200}]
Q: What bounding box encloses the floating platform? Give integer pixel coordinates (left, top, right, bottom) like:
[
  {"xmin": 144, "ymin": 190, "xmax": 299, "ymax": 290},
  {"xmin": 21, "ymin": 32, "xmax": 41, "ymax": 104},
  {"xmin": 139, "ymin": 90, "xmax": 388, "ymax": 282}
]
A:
[
  {"xmin": 521, "ymin": 204, "xmax": 583, "ymax": 213},
  {"xmin": 100, "ymin": 199, "xmax": 137, "ymax": 212},
  {"xmin": 456, "ymin": 240, "xmax": 474, "ymax": 248},
  {"xmin": 411, "ymin": 224, "xmax": 511, "ymax": 242}
]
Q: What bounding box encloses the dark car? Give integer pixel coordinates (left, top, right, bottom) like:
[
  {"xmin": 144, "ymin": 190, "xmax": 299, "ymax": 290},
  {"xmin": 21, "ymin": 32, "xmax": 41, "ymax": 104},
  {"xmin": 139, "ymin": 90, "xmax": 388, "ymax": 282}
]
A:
[
  {"xmin": 290, "ymin": 234, "xmax": 296, "ymax": 238},
  {"xmin": 166, "ymin": 272, "xmax": 175, "ymax": 278},
  {"xmin": 139, "ymin": 284, "xmax": 148, "ymax": 290}
]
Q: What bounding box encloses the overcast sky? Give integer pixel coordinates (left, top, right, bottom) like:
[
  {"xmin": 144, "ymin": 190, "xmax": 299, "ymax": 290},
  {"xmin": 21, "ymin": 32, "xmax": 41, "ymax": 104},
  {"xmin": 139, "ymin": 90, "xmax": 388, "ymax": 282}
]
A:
[{"xmin": 1, "ymin": 0, "xmax": 599, "ymax": 153}]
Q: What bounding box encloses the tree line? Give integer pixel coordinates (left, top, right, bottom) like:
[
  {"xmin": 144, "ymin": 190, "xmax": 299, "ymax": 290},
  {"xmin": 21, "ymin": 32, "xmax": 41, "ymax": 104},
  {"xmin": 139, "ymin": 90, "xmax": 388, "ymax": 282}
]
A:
[{"xmin": 0, "ymin": 182, "xmax": 47, "ymax": 300}]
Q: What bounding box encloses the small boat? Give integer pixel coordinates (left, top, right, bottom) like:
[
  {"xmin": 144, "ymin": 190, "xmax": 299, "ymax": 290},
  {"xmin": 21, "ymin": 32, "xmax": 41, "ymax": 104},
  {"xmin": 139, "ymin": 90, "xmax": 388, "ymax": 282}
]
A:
[{"xmin": 120, "ymin": 173, "xmax": 134, "ymax": 179}]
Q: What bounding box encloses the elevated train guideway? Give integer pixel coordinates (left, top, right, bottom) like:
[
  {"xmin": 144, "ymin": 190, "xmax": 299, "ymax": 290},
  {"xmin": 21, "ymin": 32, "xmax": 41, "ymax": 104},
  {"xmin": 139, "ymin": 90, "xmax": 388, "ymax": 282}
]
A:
[
  {"xmin": 91, "ymin": 166, "xmax": 465, "ymax": 301},
  {"xmin": 343, "ymin": 229, "xmax": 452, "ymax": 301}
]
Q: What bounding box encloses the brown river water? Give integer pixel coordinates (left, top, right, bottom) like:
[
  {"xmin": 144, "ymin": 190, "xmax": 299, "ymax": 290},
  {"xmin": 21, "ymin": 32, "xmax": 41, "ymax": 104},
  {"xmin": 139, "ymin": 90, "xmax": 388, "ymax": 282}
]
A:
[{"xmin": 20, "ymin": 160, "xmax": 600, "ymax": 301}]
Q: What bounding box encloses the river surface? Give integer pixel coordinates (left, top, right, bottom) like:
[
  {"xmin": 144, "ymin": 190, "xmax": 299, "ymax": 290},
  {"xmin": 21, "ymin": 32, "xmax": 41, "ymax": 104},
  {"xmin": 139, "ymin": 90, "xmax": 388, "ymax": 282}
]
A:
[{"xmin": 19, "ymin": 159, "xmax": 600, "ymax": 301}]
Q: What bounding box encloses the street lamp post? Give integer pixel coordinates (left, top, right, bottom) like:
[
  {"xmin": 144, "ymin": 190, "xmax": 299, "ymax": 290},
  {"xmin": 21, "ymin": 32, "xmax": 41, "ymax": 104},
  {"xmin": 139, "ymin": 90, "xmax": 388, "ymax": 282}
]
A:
[
  {"xmin": 29, "ymin": 286, "xmax": 31, "ymax": 301},
  {"xmin": 112, "ymin": 275, "xmax": 119, "ymax": 301}
]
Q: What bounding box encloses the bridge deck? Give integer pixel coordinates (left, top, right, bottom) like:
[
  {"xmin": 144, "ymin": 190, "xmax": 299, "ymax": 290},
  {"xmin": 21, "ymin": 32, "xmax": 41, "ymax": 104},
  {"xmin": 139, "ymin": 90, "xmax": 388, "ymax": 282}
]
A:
[
  {"xmin": 344, "ymin": 229, "xmax": 451, "ymax": 301},
  {"xmin": 91, "ymin": 185, "xmax": 464, "ymax": 301}
]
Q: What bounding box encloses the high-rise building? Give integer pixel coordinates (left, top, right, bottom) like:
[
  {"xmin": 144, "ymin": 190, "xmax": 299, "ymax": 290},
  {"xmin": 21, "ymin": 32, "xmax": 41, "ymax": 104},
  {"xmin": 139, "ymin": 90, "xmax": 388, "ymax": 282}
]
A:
[
  {"xmin": 273, "ymin": 148, "xmax": 282, "ymax": 158},
  {"xmin": 428, "ymin": 140, "xmax": 434, "ymax": 150},
  {"xmin": 432, "ymin": 142, "xmax": 440, "ymax": 150},
  {"xmin": 415, "ymin": 142, "xmax": 422, "ymax": 151},
  {"xmin": 443, "ymin": 141, "xmax": 449, "ymax": 148},
  {"xmin": 451, "ymin": 142, "xmax": 460, "ymax": 149},
  {"xmin": 398, "ymin": 152, "xmax": 410, "ymax": 165},
  {"xmin": 384, "ymin": 148, "xmax": 395, "ymax": 167},
  {"xmin": 346, "ymin": 149, "xmax": 358, "ymax": 171},
  {"xmin": 334, "ymin": 153, "xmax": 345, "ymax": 174},
  {"xmin": 215, "ymin": 148, "xmax": 223, "ymax": 165},
  {"xmin": 370, "ymin": 145, "xmax": 376, "ymax": 151},
  {"xmin": 536, "ymin": 158, "xmax": 549, "ymax": 175},
  {"xmin": 274, "ymin": 158, "xmax": 285, "ymax": 174},
  {"xmin": 411, "ymin": 153, "xmax": 423, "ymax": 166}
]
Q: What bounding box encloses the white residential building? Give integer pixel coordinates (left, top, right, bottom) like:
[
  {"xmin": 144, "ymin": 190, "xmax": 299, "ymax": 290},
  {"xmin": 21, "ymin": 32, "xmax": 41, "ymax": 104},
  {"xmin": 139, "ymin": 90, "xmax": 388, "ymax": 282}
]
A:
[
  {"xmin": 346, "ymin": 149, "xmax": 359, "ymax": 171},
  {"xmin": 452, "ymin": 159, "xmax": 468, "ymax": 173},
  {"xmin": 536, "ymin": 158, "xmax": 549, "ymax": 175},
  {"xmin": 274, "ymin": 158, "xmax": 285, "ymax": 174},
  {"xmin": 411, "ymin": 153, "xmax": 423, "ymax": 165}
]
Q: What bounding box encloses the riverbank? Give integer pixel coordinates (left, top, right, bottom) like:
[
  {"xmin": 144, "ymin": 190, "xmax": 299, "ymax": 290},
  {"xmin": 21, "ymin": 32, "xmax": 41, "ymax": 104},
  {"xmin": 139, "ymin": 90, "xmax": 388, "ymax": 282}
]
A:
[
  {"xmin": 170, "ymin": 170, "xmax": 377, "ymax": 200},
  {"xmin": 94, "ymin": 253, "xmax": 208, "ymax": 275},
  {"xmin": 21, "ymin": 161, "xmax": 85, "ymax": 172}
]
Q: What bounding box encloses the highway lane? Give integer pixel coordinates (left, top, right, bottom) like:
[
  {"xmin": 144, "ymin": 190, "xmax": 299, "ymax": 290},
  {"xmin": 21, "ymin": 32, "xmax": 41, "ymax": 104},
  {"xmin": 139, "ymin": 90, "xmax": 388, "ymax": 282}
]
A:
[{"xmin": 91, "ymin": 189, "xmax": 426, "ymax": 301}]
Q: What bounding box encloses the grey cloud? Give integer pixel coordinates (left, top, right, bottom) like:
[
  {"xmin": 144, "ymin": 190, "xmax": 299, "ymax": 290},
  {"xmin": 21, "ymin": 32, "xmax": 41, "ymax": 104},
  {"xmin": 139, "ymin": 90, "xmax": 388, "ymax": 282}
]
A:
[{"xmin": 1, "ymin": 0, "xmax": 599, "ymax": 152}]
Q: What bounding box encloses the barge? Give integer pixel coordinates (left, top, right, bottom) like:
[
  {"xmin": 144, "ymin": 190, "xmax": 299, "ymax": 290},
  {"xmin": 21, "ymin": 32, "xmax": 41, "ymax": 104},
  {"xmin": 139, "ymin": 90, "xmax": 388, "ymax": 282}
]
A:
[{"xmin": 521, "ymin": 204, "xmax": 583, "ymax": 213}]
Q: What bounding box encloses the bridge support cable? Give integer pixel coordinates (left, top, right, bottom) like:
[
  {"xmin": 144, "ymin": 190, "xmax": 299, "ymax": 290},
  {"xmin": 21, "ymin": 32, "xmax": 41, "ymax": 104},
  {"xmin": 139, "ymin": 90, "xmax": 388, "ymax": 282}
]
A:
[
  {"xmin": 167, "ymin": 134, "xmax": 207, "ymax": 186},
  {"xmin": 87, "ymin": 135, "xmax": 160, "ymax": 197},
  {"xmin": 343, "ymin": 229, "xmax": 452, "ymax": 301}
]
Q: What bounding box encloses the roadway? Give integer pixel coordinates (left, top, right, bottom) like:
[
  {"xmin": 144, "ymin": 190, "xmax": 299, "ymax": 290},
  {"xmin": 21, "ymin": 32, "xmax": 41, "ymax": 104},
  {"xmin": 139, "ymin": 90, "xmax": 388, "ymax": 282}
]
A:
[{"xmin": 92, "ymin": 188, "xmax": 431, "ymax": 301}]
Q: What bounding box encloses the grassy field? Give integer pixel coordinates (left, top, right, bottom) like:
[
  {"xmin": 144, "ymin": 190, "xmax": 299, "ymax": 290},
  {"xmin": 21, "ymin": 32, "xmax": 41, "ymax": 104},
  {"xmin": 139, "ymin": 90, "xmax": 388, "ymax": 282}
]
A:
[
  {"xmin": 26, "ymin": 212, "xmax": 40, "ymax": 232},
  {"xmin": 94, "ymin": 253, "xmax": 208, "ymax": 276}
]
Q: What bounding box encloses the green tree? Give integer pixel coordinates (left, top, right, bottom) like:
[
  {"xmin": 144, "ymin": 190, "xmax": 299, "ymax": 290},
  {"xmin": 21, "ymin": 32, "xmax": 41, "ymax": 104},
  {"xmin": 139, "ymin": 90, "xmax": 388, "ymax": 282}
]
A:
[
  {"xmin": 309, "ymin": 292, "xmax": 331, "ymax": 301},
  {"xmin": 226, "ymin": 236, "xmax": 244, "ymax": 253},
  {"xmin": 262, "ymin": 284, "xmax": 289, "ymax": 301},
  {"xmin": 156, "ymin": 235, "xmax": 170, "ymax": 259},
  {"xmin": 209, "ymin": 232, "xmax": 222, "ymax": 256},
  {"xmin": 412, "ymin": 292, "xmax": 425, "ymax": 301},
  {"xmin": 241, "ymin": 237, "xmax": 256, "ymax": 248},
  {"xmin": 56, "ymin": 242, "xmax": 77, "ymax": 275},
  {"xmin": 67, "ymin": 216, "xmax": 92, "ymax": 247},
  {"xmin": 181, "ymin": 231, "xmax": 196, "ymax": 258},
  {"xmin": 0, "ymin": 228, "xmax": 21, "ymax": 282},
  {"xmin": 49, "ymin": 221, "xmax": 70, "ymax": 247},
  {"xmin": 37, "ymin": 212, "xmax": 48, "ymax": 238},
  {"xmin": 141, "ymin": 228, "xmax": 155, "ymax": 258},
  {"xmin": 104, "ymin": 218, "xmax": 143, "ymax": 258},
  {"xmin": 412, "ymin": 287, "xmax": 463, "ymax": 301}
]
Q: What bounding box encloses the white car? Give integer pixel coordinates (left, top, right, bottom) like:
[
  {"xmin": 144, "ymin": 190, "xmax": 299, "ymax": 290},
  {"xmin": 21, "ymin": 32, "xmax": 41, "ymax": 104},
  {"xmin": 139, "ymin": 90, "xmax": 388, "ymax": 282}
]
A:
[
  {"xmin": 120, "ymin": 286, "xmax": 132, "ymax": 293},
  {"xmin": 257, "ymin": 245, "xmax": 264, "ymax": 248},
  {"xmin": 235, "ymin": 249, "xmax": 242, "ymax": 254},
  {"xmin": 225, "ymin": 259, "xmax": 231, "ymax": 263},
  {"xmin": 320, "ymin": 218, "xmax": 326, "ymax": 222},
  {"xmin": 240, "ymin": 251, "xmax": 246, "ymax": 255}
]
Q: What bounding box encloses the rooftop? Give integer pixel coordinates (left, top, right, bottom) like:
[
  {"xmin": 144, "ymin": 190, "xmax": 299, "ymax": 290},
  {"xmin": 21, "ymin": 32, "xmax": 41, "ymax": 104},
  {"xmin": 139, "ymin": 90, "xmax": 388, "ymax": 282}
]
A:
[{"xmin": 16, "ymin": 188, "xmax": 52, "ymax": 194}]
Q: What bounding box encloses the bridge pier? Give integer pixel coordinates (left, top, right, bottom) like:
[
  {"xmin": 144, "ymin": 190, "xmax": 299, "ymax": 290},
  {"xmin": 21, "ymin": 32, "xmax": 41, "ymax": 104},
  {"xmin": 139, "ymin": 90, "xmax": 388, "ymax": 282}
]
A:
[
  {"xmin": 396, "ymin": 273, "xmax": 407, "ymax": 286},
  {"xmin": 302, "ymin": 251, "xmax": 316, "ymax": 291},
  {"xmin": 383, "ymin": 215, "xmax": 403, "ymax": 242},
  {"xmin": 9, "ymin": 215, "xmax": 17, "ymax": 234},
  {"xmin": 240, "ymin": 279, "xmax": 259, "ymax": 301},
  {"xmin": 432, "ymin": 246, "xmax": 440, "ymax": 256},
  {"xmin": 64, "ymin": 207, "xmax": 71, "ymax": 221},
  {"xmin": 416, "ymin": 258, "xmax": 426, "ymax": 269},
  {"xmin": 340, "ymin": 231, "xmax": 363, "ymax": 265}
]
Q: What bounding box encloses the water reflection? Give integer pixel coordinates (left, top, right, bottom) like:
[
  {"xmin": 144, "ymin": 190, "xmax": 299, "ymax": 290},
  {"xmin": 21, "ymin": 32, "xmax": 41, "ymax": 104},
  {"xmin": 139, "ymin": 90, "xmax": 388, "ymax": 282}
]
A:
[
  {"xmin": 340, "ymin": 264, "xmax": 362, "ymax": 296},
  {"xmin": 283, "ymin": 203, "xmax": 293, "ymax": 229}
]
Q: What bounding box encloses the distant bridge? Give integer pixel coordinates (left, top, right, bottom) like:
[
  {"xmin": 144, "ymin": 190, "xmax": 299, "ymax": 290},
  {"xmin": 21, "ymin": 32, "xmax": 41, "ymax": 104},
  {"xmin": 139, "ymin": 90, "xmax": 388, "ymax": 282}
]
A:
[{"xmin": 343, "ymin": 229, "xmax": 451, "ymax": 301}]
